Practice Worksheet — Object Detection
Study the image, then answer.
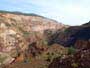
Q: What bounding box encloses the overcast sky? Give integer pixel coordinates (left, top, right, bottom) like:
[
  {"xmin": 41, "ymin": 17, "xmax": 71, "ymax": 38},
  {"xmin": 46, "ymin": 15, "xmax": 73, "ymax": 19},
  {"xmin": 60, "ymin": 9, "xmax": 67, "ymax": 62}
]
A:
[{"xmin": 0, "ymin": 0, "xmax": 90, "ymax": 25}]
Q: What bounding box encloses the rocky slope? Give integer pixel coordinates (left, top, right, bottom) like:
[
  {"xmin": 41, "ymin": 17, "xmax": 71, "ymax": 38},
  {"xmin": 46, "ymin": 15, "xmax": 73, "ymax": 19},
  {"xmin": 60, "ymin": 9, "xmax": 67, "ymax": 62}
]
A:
[
  {"xmin": 49, "ymin": 49, "xmax": 90, "ymax": 68},
  {"xmin": 0, "ymin": 11, "xmax": 67, "ymax": 66},
  {"xmin": 48, "ymin": 21, "xmax": 90, "ymax": 68},
  {"xmin": 0, "ymin": 10, "xmax": 90, "ymax": 68},
  {"xmin": 48, "ymin": 21, "xmax": 90, "ymax": 49}
]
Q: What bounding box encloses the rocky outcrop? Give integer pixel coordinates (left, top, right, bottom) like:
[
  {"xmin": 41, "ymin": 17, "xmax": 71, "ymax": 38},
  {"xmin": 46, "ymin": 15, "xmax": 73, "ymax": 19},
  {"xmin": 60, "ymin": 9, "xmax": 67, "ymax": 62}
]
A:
[
  {"xmin": 48, "ymin": 22, "xmax": 90, "ymax": 48},
  {"xmin": 0, "ymin": 11, "xmax": 66, "ymax": 33},
  {"xmin": 48, "ymin": 21, "xmax": 90, "ymax": 68},
  {"xmin": 1, "ymin": 10, "xmax": 90, "ymax": 68},
  {"xmin": 49, "ymin": 49, "xmax": 90, "ymax": 68},
  {"xmin": 75, "ymin": 40, "xmax": 90, "ymax": 49},
  {"xmin": 0, "ymin": 11, "xmax": 67, "ymax": 65}
]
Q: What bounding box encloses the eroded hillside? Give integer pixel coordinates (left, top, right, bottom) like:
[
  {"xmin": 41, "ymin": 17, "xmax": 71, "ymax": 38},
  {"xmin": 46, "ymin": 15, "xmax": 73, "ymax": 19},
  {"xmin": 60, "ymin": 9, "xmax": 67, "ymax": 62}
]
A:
[
  {"xmin": 0, "ymin": 11, "xmax": 68, "ymax": 67},
  {"xmin": 1, "ymin": 11, "xmax": 90, "ymax": 68}
]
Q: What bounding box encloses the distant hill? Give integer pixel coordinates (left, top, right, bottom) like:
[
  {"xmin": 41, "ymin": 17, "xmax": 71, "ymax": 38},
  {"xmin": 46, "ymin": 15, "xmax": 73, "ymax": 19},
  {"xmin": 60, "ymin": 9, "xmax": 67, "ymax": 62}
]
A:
[
  {"xmin": 0, "ymin": 10, "xmax": 67, "ymax": 66},
  {"xmin": 0, "ymin": 10, "xmax": 43, "ymax": 16},
  {"xmin": 47, "ymin": 21, "xmax": 90, "ymax": 49}
]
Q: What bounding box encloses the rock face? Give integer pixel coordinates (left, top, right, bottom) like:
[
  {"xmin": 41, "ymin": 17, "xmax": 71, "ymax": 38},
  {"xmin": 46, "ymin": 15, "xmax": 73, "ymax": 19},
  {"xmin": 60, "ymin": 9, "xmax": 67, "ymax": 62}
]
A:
[
  {"xmin": 0, "ymin": 11, "xmax": 66, "ymax": 32},
  {"xmin": 48, "ymin": 21, "xmax": 90, "ymax": 68},
  {"xmin": 48, "ymin": 21, "xmax": 90, "ymax": 48},
  {"xmin": 0, "ymin": 10, "xmax": 90, "ymax": 68},
  {"xmin": 49, "ymin": 49, "xmax": 90, "ymax": 68},
  {"xmin": 74, "ymin": 40, "xmax": 90, "ymax": 49},
  {"xmin": 0, "ymin": 11, "xmax": 66, "ymax": 65}
]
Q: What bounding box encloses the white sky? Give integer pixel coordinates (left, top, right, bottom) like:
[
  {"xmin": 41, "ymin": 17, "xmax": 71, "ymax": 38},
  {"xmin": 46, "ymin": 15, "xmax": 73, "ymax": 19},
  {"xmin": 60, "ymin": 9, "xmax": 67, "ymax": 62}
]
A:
[{"xmin": 0, "ymin": 0, "xmax": 90, "ymax": 25}]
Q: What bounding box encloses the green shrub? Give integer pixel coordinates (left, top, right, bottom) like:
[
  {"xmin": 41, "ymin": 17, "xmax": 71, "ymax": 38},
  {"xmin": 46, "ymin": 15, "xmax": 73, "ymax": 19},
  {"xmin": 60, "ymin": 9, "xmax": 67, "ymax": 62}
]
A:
[
  {"xmin": 6, "ymin": 23, "xmax": 11, "ymax": 27},
  {"xmin": 0, "ymin": 56, "xmax": 7, "ymax": 63},
  {"xmin": 68, "ymin": 46, "xmax": 76, "ymax": 55},
  {"xmin": 10, "ymin": 18, "xmax": 16, "ymax": 22},
  {"xmin": 41, "ymin": 39, "xmax": 48, "ymax": 45},
  {"xmin": 71, "ymin": 63, "xmax": 78, "ymax": 68}
]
